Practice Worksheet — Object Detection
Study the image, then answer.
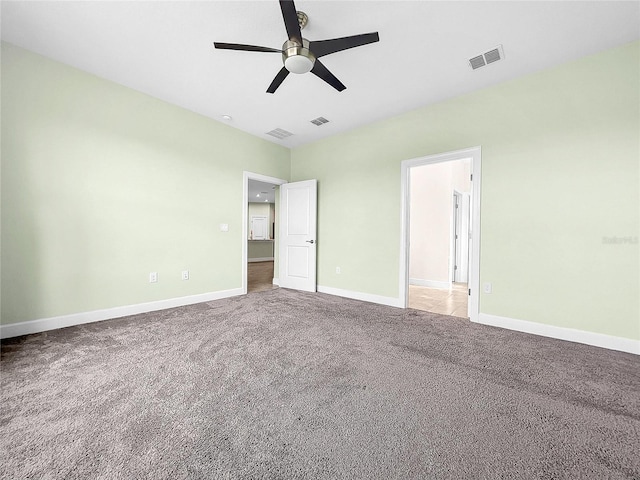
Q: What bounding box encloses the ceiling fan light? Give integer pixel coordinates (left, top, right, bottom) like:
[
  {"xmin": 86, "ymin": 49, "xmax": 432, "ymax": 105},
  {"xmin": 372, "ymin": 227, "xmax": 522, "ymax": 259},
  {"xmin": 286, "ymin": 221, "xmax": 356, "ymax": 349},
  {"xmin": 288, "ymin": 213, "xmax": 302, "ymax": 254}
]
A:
[{"xmin": 285, "ymin": 54, "xmax": 314, "ymax": 74}]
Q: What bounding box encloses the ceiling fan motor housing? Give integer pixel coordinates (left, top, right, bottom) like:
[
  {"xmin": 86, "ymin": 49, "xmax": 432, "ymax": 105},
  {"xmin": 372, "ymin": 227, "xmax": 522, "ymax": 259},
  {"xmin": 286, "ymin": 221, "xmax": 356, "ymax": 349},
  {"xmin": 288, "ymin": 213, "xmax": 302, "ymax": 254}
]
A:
[{"xmin": 282, "ymin": 38, "xmax": 315, "ymax": 74}]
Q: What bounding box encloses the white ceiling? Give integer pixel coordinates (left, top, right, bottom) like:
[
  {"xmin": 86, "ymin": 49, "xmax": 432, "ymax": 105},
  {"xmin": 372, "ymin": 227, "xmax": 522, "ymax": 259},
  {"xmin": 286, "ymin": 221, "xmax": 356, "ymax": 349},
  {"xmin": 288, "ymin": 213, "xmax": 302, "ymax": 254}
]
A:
[
  {"xmin": 248, "ymin": 179, "xmax": 277, "ymax": 203},
  {"xmin": 2, "ymin": 1, "xmax": 639, "ymax": 148}
]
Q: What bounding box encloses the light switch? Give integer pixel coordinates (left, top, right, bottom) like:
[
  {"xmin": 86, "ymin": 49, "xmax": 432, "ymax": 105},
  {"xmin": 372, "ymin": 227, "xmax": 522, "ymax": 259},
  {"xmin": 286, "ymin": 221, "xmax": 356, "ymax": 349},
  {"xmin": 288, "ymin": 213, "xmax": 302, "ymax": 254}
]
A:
[{"xmin": 220, "ymin": 223, "xmax": 229, "ymax": 232}]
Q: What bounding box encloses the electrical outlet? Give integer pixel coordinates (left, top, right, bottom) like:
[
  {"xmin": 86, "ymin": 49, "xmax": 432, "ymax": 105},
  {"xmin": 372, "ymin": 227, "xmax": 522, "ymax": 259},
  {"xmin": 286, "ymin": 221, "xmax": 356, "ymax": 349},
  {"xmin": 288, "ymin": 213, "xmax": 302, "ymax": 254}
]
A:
[
  {"xmin": 182, "ymin": 270, "xmax": 189, "ymax": 280},
  {"xmin": 336, "ymin": 267, "xmax": 341, "ymax": 274},
  {"xmin": 149, "ymin": 272, "xmax": 158, "ymax": 283},
  {"xmin": 483, "ymin": 282, "xmax": 492, "ymax": 294}
]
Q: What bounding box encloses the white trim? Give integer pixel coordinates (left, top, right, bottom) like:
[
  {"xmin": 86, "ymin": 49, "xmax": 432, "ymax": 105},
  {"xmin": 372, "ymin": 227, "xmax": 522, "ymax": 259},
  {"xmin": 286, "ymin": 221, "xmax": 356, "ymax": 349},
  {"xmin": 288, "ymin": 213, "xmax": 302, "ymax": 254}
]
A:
[
  {"xmin": 449, "ymin": 191, "xmax": 459, "ymax": 284},
  {"xmin": 476, "ymin": 313, "xmax": 640, "ymax": 355},
  {"xmin": 317, "ymin": 285, "xmax": 402, "ymax": 308},
  {"xmin": 272, "ymin": 278, "xmax": 279, "ymax": 286},
  {"xmin": 247, "ymin": 257, "xmax": 274, "ymax": 263},
  {"xmin": 400, "ymin": 146, "xmax": 481, "ymax": 322},
  {"xmin": 409, "ymin": 278, "xmax": 451, "ymax": 289},
  {"xmin": 0, "ymin": 288, "xmax": 244, "ymax": 339},
  {"xmin": 450, "ymin": 190, "xmax": 471, "ymax": 284},
  {"xmin": 243, "ymin": 172, "xmax": 287, "ymax": 295}
]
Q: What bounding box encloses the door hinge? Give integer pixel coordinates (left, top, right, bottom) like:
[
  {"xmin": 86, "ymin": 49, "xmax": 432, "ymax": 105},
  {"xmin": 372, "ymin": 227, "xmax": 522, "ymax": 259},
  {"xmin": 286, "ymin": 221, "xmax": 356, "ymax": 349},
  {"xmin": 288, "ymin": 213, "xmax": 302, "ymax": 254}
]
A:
[
  {"xmin": 470, "ymin": 174, "xmax": 473, "ymax": 181},
  {"xmin": 454, "ymin": 265, "xmax": 458, "ymax": 270},
  {"xmin": 468, "ymin": 289, "xmax": 471, "ymax": 296}
]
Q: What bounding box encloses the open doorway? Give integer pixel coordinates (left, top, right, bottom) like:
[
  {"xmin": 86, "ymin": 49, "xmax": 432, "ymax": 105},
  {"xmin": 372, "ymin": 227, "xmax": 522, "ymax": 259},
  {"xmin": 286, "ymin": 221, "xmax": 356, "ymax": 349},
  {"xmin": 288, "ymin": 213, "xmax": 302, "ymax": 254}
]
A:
[
  {"xmin": 242, "ymin": 172, "xmax": 287, "ymax": 294},
  {"xmin": 407, "ymin": 159, "xmax": 471, "ymax": 317},
  {"xmin": 399, "ymin": 147, "xmax": 481, "ymax": 321},
  {"xmin": 247, "ymin": 179, "xmax": 277, "ymax": 293}
]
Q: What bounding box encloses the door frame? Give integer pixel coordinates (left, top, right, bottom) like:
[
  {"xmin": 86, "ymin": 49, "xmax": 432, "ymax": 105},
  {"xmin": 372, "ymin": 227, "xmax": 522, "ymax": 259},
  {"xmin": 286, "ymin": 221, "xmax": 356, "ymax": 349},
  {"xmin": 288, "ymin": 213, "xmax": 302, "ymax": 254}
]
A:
[
  {"xmin": 242, "ymin": 171, "xmax": 287, "ymax": 294},
  {"xmin": 451, "ymin": 190, "xmax": 462, "ymax": 284},
  {"xmin": 399, "ymin": 146, "xmax": 482, "ymax": 321},
  {"xmin": 451, "ymin": 190, "xmax": 471, "ymax": 284}
]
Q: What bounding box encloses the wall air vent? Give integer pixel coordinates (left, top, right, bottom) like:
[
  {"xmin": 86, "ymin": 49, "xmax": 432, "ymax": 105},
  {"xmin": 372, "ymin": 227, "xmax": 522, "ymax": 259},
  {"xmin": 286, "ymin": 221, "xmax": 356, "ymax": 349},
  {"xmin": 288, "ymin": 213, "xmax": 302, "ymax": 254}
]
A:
[
  {"xmin": 469, "ymin": 45, "xmax": 505, "ymax": 70},
  {"xmin": 310, "ymin": 116, "xmax": 330, "ymax": 126},
  {"xmin": 266, "ymin": 128, "xmax": 293, "ymax": 139}
]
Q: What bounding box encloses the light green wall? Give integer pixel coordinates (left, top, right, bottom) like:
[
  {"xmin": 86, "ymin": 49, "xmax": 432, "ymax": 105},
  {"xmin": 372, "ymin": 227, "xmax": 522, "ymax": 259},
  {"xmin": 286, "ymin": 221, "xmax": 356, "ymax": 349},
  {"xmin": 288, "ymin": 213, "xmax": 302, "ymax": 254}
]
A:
[
  {"xmin": 1, "ymin": 43, "xmax": 290, "ymax": 325},
  {"xmin": 291, "ymin": 41, "xmax": 640, "ymax": 341},
  {"xmin": 2, "ymin": 41, "xmax": 639, "ymax": 341}
]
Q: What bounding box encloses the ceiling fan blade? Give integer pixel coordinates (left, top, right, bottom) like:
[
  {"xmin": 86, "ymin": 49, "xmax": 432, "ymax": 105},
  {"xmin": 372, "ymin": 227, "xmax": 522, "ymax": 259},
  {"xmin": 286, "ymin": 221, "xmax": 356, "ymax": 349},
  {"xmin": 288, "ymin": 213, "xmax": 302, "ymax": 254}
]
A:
[
  {"xmin": 310, "ymin": 32, "xmax": 380, "ymax": 58},
  {"xmin": 310, "ymin": 60, "xmax": 346, "ymax": 92},
  {"xmin": 279, "ymin": 0, "xmax": 302, "ymax": 44},
  {"xmin": 267, "ymin": 67, "xmax": 290, "ymax": 94},
  {"xmin": 214, "ymin": 42, "xmax": 282, "ymax": 53}
]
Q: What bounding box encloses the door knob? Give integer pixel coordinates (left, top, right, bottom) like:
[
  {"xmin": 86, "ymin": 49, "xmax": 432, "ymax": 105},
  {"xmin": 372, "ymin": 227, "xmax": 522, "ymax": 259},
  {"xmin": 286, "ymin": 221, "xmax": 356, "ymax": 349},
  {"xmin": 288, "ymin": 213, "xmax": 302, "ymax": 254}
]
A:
[{"xmin": 306, "ymin": 239, "xmax": 315, "ymax": 244}]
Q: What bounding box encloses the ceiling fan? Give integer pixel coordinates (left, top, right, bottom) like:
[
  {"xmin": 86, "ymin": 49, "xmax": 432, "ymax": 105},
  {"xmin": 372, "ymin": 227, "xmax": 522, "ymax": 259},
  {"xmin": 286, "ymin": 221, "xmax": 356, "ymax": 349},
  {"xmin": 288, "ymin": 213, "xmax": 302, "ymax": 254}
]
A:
[{"xmin": 214, "ymin": 0, "xmax": 379, "ymax": 93}]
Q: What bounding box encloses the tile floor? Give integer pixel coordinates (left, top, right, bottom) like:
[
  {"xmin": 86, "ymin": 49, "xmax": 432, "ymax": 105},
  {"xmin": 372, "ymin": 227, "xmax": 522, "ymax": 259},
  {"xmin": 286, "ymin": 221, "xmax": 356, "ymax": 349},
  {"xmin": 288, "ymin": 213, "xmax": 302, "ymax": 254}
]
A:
[{"xmin": 408, "ymin": 283, "xmax": 469, "ymax": 318}]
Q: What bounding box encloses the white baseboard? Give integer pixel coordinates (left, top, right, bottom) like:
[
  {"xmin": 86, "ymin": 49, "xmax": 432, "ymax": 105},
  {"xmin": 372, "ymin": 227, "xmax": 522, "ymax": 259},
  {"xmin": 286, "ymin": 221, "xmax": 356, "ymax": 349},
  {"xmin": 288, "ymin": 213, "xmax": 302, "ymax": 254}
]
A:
[
  {"xmin": 0, "ymin": 288, "xmax": 244, "ymax": 339},
  {"xmin": 476, "ymin": 313, "xmax": 639, "ymax": 355},
  {"xmin": 272, "ymin": 278, "xmax": 279, "ymax": 286},
  {"xmin": 409, "ymin": 278, "xmax": 451, "ymax": 289},
  {"xmin": 248, "ymin": 257, "xmax": 274, "ymax": 263},
  {"xmin": 6, "ymin": 288, "xmax": 635, "ymax": 356},
  {"xmin": 317, "ymin": 285, "xmax": 402, "ymax": 308}
]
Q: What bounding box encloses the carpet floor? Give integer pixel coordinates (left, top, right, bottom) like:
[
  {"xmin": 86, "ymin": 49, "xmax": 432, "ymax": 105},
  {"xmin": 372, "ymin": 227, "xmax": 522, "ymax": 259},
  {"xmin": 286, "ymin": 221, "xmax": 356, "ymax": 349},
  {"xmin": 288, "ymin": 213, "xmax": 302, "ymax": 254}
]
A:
[{"xmin": 1, "ymin": 288, "xmax": 639, "ymax": 479}]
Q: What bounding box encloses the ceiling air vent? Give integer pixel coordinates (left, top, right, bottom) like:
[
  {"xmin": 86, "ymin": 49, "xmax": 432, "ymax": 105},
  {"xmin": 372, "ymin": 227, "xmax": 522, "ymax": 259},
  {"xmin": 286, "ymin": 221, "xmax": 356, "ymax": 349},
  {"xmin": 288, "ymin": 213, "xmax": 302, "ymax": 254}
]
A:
[
  {"xmin": 469, "ymin": 55, "xmax": 486, "ymax": 70},
  {"xmin": 266, "ymin": 128, "xmax": 293, "ymax": 139},
  {"xmin": 310, "ymin": 116, "xmax": 330, "ymax": 126},
  {"xmin": 469, "ymin": 45, "xmax": 505, "ymax": 70}
]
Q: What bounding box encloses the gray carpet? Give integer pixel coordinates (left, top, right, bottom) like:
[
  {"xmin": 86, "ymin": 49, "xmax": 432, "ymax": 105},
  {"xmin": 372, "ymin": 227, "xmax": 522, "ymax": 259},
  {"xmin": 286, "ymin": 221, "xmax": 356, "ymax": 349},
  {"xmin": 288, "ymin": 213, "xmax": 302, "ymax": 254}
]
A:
[{"xmin": 1, "ymin": 288, "xmax": 639, "ymax": 479}]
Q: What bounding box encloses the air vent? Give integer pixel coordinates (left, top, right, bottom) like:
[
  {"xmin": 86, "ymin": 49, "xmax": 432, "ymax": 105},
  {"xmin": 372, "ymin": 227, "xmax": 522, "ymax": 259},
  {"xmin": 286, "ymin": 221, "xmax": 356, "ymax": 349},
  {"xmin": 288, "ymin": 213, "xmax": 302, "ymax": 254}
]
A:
[
  {"xmin": 310, "ymin": 116, "xmax": 330, "ymax": 126},
  {"xmin": 266, "ymin": 128, "xmax": 293, "ymax": 139},
  {"xmin": 469, "ymin": 55, "xmax": 485, "ymax": 70},
  {"xmin": 469, "ymin": 45, "xmax": 505, "ymax": 70}
]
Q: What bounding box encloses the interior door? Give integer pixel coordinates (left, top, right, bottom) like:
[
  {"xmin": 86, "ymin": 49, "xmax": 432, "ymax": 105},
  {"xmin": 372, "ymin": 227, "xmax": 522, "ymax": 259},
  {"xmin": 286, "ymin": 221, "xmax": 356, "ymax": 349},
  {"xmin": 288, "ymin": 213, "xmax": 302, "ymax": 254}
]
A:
[
  {"xmin": 279, "ymin": 180, "xmax": 317, "ymax": 292},
  {"xmin": 251, "ymin": 216, "xmax": 268, "ymax": 240},
  {"xmin": 453, "ymin": 192, "xmax": 470, "ymax": 283}
]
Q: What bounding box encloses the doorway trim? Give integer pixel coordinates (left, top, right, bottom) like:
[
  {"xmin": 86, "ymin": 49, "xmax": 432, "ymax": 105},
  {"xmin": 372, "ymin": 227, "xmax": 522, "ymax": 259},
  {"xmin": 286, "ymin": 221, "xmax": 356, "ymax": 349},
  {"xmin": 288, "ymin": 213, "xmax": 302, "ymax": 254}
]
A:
[
  {"xmin": 399, "ymin": 146, "xmax": 482, "ymax": 322},
  {"xmin": 451, "ymin": 190, "xmax": 471, "ymax": 284},
  {"xmin": 242, "ymin": 171, "xmax": 287, "ymax": 294}
]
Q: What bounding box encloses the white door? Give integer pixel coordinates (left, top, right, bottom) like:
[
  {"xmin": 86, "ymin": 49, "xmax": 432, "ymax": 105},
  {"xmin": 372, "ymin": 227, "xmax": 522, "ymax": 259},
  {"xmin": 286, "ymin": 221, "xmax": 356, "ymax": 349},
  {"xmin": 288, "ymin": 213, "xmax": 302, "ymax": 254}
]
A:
[
  {"xmin": 452, "ymin": 192, "xmax": 471, "ymax": 283},
  {"xmin": 279, "ymin": 180, "xmax": 317, "ymax": 292},
  {"xmin": 453, "ymin": 192, "xmax": 463, "ymax": 282},
  {"xmin": 251, "ymin": 216, "xmax": 268, "ymax": 240}
]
